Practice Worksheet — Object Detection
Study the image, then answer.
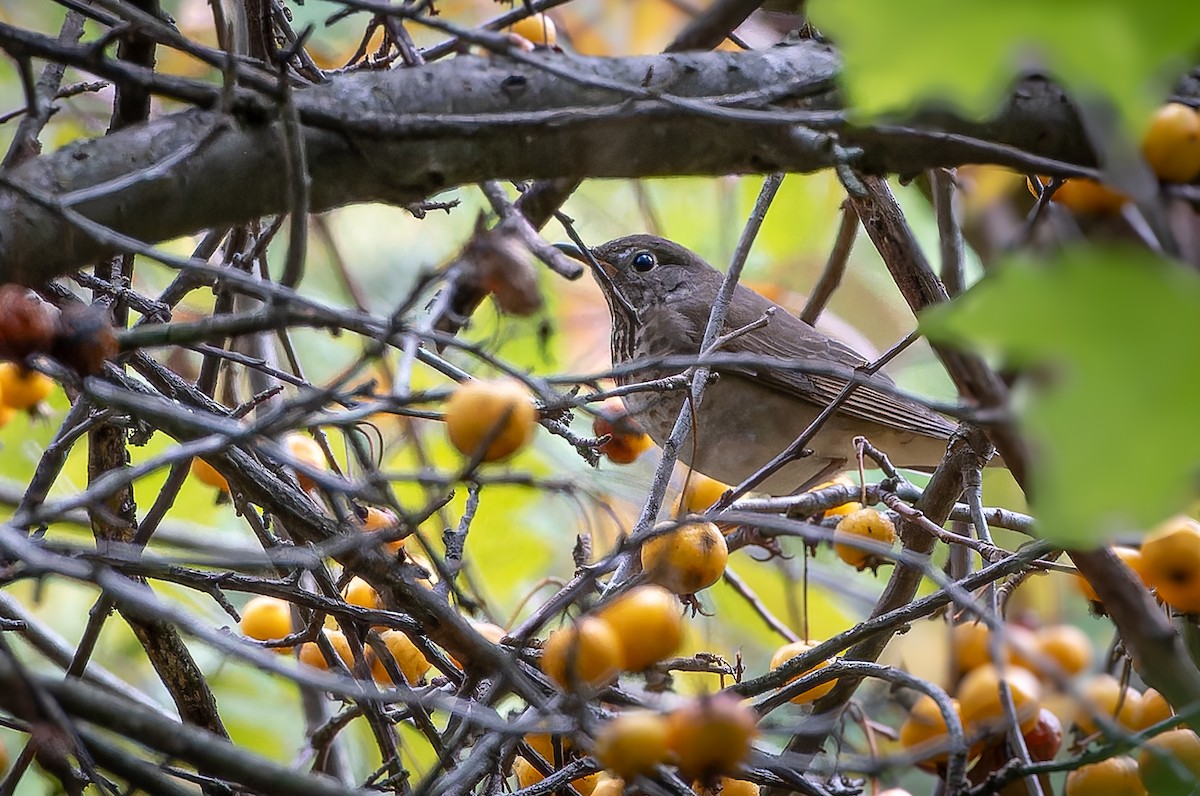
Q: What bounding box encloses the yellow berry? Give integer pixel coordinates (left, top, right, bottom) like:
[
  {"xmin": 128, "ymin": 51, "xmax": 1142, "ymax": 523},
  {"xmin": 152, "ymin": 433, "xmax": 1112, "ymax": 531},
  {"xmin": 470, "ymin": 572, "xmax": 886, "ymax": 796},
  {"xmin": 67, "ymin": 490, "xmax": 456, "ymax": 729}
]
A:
[
  {"xmin": 507, "ymin": 13, "xmax": 557, "ymax": 48},
  {"xmin": 677, "ymin": 471, "xmax": 731, "ymax": 514},
  {"xmin": 665, "ymin": 695, "xmax": 758, "ymax": 781},
  {"xmin": 1027, "ymin": 624, "xmax": 1093, "ymax": 677},
  {"xmin": 541, "ymin": 617, "xmax": 622, "ymax": 691},
  {"xmin": 595, "ymin": 585, "xmax": 683, "ymax": 671},
  {"xmin": 283, "ymin": 432, "xmax": 326, "ymax": 491},
  {"xmin": 513, "ymin": 755, "xmax": 601, "ymax": 794},
  {"xmin": 957, "ymin": 664, "xmax": 1042, "ymax": 736},
  {"xmin": 190, "ymin": 457, "xmax": 229, "ymax": 492},
  {"xmin": 1142, "ymin": 516, "xmax": 1200, "ymax": 613},
  {"xmin": 299, "ymin": 630, "xmax": 356, "ymax": 671},
  {"xmin": 1131, "ymin": 688, "xmax": 1174, "ymax": 731},
  {"xmin": 1075, "ymin": 674, "xmax": 1142, "ymax": 735},
  {"xmin": 342, "ymin": 577, "xmax": 379, "ymax": 610},
  {"xmin": 807, "ymin": 474, "xmax": 861, "ymax": 518},
  {"xmin": 239, "ymin": 596, "xmax": 294, "ymax": 650},
  {"xmin": 1065, "ymin": 756, "xmax": 1145, "ymax": 796},
  {"xmin": 1138, "ymin": 728, "xmax": 1200, "ymax": 796},
  {"xmin": 358, "ymin": 505, "xmax": 404, "ymax": 553},
  {"xmin": 833, "ymin": 508, "xmax": 896, "ymax": 570},
  {"xmin": 593, "ymin": 711, "xmax": 670, "ymax": 780},
  {"xmin": 444, "ymin": 379, "xmax": 538, "ymax": 462},
  {"xmin": 898, "ymin": 695, "xmax": 968, "ymax": 768},
  {"xmin": 696, "ymin": 779, "xmax": 760, "ymax": 796},
  {"xmin": 591, "ymin": 777, "xmax": 624, "ymax": 796},
  {"xmin": 641, "ymin": 521, "xmax": 728, "ymax": 594},
  {"xmin": 594, "ymin": 397, "xmax": 654, "ymax": 464},
  {"xmin": 769, "ymin": 640, "xmax": 836, "ymax": 704},
  {"xmin": 0, "ymin": 363, "xmax": 54, "ymax": 410},
  {"xmin": 1076, "ymin": 546, "xmax": 1150, "ymax": 603},
  {"xmin": 371, "ymin": 630, "xmax": 431, "ymax": 686},
  {"xmin": 1027, "ymin": 176, "xmax": 1127, "ymax": 214},
  {"xmin": 1143, "ymin": 103, "xmax": 1200, "ymax": 183}
]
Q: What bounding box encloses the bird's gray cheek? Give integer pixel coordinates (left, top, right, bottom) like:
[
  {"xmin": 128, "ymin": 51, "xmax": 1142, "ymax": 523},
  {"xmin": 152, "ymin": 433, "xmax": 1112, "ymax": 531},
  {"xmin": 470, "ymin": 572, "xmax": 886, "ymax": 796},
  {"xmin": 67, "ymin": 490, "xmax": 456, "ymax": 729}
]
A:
[{"xmin": 664, "ymin": 279, "xmax": 690, "ymax": 301}]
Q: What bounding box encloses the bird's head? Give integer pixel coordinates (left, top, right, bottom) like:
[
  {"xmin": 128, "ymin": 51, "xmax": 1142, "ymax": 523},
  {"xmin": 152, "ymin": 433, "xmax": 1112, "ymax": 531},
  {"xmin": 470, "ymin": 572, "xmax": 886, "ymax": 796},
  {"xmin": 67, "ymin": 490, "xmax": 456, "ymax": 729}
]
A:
[{"xmin": 556, "ymin": 234, "xmax": 716, "ymax": 315}]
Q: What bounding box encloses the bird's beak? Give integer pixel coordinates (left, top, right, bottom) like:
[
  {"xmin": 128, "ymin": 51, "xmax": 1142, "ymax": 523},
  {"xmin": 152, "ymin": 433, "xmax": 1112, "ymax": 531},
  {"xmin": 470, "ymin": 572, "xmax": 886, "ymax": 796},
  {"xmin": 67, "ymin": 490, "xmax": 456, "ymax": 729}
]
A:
[{"xmin": 553, "ymin": 243, "xmax": 636, "ymax": 317}]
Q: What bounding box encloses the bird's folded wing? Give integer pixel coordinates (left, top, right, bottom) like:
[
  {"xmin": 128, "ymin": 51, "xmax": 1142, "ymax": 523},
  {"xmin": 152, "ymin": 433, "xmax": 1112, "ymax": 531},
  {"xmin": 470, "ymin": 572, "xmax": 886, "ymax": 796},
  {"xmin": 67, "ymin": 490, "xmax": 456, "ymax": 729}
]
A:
[{"xmin": 722, "ymin": 291, "xmax": 958, "ymax": 440}]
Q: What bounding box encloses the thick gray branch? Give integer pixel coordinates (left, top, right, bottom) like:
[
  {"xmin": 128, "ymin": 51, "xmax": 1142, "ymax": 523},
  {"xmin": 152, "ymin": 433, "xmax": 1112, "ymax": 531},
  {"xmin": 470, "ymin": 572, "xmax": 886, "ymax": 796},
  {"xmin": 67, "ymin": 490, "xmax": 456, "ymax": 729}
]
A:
[{"xmin": 0, "ymin": 40, "xmax": 1091, "ymax": 284}]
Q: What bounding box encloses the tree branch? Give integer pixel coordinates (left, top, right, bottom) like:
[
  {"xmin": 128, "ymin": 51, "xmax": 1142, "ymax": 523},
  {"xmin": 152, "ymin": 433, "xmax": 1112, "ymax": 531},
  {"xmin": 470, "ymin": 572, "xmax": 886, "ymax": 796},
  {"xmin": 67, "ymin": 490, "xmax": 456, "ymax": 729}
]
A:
[{"xmin": 0, "ymin": 36, "xmax": 1104, "ymax": 285}]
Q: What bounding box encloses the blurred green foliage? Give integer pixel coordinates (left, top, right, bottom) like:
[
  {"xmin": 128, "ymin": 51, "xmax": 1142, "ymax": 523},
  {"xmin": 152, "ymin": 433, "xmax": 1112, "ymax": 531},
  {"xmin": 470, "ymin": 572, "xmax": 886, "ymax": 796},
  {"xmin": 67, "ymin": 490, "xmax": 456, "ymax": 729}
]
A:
[
  {"xmin": 811, "ymin": 0, "xmax": 1200, "ymax": 135},
  {"xmin": 922, "ymin": 247, "xmax": 1200, "ymax": 546}
]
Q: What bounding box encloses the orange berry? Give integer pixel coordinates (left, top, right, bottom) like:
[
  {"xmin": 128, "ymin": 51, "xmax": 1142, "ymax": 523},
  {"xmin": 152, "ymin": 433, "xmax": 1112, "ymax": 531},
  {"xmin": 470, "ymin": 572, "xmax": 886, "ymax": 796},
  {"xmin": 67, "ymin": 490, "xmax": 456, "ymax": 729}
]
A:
[
  {"xmin": 1076, "ymin": 546, "xmax": 1150, "ymax": 603},
  {"xmin": 1137, "ymin": 728, "xmax": 1200, "ymax": 796},
  {"xmin": 444, "ymin": 378, "xmax": 537, "ymax": 462},
  {"xmin": 239, "ymin": 596, "xmax": 294, "ymax": 650},
  {"xmin": 595, "ymin": 585, "xmax": 683, "ymax": 671},
  {"xmin": 1056, "ymin": 180, "xmax": 1128, "ymax": 214},
  {"xmin": 957, "ymin": 664, "xmax": 1042, "ymax": 736},
  {"xmin": 283, "ymin": 432, "xmax": 326, "ymax": 491},
  {"xmin": 507, "ymin": 13, "xmax": 556, "ymax": 48},
  {"xmin": 593, "ymin": 398, "xmax": 654, "ymax": 464},
  {"xmin": 952, "ymin": 621, "xmax": 999, "ymax": 674},
  {"xmin": 697, "ymin": 779, "xmax": 759, "ymax": 796},
  {"xmin": 298, "ymin": 641, "xmax": 327, "ymax": 669},
  {"xmin": 1065, "ymin": 756, "xmax": 1145, "ymax": 796},
  {"xmin": 1027, "ymin": 175, "xmax": 1127, "ymax": 214},
  {"xmin": 1028, "ymin": 625, "xmax": 1094, "ymax": 677},
  {"xmin": 541, "ymin": 617, "xmax": 622, "ymax": 691},
  {"xmin": 807, "ymin": 474, "xmax": 861, "ymax": 518},
  {"xmin": 0, "ymin": 363, "xmax": 54, "ymax": 410},
  {"xmin": 1075, "ymin": 674, "xmax": 1142, "ymax": 735},
  {"xmin": 1131, "ymin": 688, "xmax": 1174, "ymax": 731},
  {"xmin": 833, "ymin": 508, "xmax": 896, "ymax": 570},
  {"xmin": 524, "ymin": 732, "xmax": 572, "ymax": 763},
  {"xmin": 664, "ymin": 695, "xmax": 758, "ymax": 780},
  {"xmin": 1142, "ymin": 516, "xmax": 1200, "ymax": 613},
  {"xmin": 641, "ymin": 521, "xmax": 728, "ymax": 594},
  {"xmin": 342, "ymin": 577, "xmax": 379, "ymax": 610},
  {"xmin": 769, "ymin": 641, "xmax": 836, "ymax": 704},
  {"xmin": 677, "ymin": 471, "xmax": 731, "ymax": 514},
  {"xmin": 358, "ymin": 505, "xmax": 404, "ymax": 553},
  {"xmin": 512, "ymin": 756, "xmax": 601, "ymax": 794},
  {"xmin": 371, "ymin": 630, "xmax": 430, "ymax": 686},
  {"xmin": 190, "ymin": 457, "xmax": 229, "ymax": 491},
  {"xmin": 1143, "ymin": 103, "xmax": 1200, "ymax": 183},
  {"xmin": 898, "ymin": 695, "xmax": 968, "ymax": 768},
  {"xmin": 299, "ymin": 630, "xmax": 356, "ymax": 671},
  {"xmin": 593, "ymin": 711, "xmax": 670, "ymax": 780},
  {"xmin": 512, "ymin": 757, "xmax": 538, "ymax": 787},
  {"xmin": 591, "ymin": 778, "xmax": 624, "ymax": 796}
]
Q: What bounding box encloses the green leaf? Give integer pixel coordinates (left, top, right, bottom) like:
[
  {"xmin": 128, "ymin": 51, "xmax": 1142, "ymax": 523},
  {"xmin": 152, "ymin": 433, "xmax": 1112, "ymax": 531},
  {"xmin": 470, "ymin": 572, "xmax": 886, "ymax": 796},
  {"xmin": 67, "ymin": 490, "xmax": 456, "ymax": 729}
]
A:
[
  {"xmin": 810, "ymin": 0, "xmax": 1199, "ymax": 131},
  {"xmin": 919, "ymin": 247, "xmax": 1200, "ymax": 546}
]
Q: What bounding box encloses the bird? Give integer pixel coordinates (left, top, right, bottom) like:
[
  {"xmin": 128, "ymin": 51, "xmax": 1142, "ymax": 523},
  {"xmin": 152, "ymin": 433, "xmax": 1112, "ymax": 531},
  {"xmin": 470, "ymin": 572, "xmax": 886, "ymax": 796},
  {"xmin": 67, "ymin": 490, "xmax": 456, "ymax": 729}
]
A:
[{"xmin": 559, "ymin": 234, "xmax": 959, "ymax": 495}]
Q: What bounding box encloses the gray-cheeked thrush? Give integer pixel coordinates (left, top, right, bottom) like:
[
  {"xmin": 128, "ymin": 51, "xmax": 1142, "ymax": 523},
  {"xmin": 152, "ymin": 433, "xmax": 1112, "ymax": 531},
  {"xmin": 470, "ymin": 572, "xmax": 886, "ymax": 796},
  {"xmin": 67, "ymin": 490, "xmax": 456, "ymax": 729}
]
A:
[{"xmin": 566, "ymin": 234, "xmax": 958, "ymax": 494}]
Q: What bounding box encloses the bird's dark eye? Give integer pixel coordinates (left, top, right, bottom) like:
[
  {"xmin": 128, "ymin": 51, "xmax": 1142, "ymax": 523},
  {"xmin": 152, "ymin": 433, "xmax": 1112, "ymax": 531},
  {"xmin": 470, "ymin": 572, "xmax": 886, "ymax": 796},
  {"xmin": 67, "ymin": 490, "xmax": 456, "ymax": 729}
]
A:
[{"xmin": 631, "ymin": 251, "xmax": 656, "ymax": 272}]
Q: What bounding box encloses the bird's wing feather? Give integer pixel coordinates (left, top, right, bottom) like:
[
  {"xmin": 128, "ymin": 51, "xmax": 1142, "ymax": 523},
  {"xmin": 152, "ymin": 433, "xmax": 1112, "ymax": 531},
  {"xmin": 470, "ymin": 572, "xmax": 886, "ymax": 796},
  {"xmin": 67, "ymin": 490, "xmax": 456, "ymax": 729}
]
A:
[{"xmin": 718, "ymin": 284, "xmax": 957, "ymax": 440}]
